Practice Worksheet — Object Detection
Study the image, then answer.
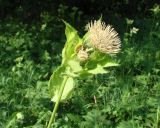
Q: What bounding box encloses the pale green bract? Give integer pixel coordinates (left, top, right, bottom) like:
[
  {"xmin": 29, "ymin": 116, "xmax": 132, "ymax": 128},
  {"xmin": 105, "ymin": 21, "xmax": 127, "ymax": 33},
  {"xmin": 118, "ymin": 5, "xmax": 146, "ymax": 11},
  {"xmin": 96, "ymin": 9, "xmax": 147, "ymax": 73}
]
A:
[{"xmin": 48, "ymin": 21, "xmax": 119, "ymax": 102}]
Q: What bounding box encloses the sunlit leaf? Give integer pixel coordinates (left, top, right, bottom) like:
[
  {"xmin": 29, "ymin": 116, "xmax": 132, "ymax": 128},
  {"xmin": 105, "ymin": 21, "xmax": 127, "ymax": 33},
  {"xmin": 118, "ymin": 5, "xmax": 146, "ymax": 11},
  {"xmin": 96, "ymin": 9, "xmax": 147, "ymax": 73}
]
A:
[
  {"xmin": 68, "ymin": 60, "xmax": 82, "ymax": 73},
  {"xmin": 62, "ymin": 21, "xmax": 82, "ymax": 64},
  {"xmin": 51, "ymin": 76, "xmax": 74, "ymax": 102},
  {"xmin": 48, "ymin": 66, "xmax": 75, "ymax": 102},
  {"xmin": 103, "ymin": 62, "xmax": 119, "ymax": 67},
  {"xmin": 88, "ymin": 65, "xmax": 109, "ymax": 74}
]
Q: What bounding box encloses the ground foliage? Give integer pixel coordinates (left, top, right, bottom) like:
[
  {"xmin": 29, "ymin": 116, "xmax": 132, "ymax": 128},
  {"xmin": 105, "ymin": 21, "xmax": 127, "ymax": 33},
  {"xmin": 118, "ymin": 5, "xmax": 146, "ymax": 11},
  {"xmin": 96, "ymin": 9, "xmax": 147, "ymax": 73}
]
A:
[{"xmin": 0, "ymin": 1, "xmax": 160, "ymax": 128}]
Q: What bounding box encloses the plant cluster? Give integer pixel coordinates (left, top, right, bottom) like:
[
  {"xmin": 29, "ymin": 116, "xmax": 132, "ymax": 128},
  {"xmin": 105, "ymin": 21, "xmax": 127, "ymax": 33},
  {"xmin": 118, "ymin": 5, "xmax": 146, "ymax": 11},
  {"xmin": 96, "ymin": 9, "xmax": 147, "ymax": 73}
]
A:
[{"xmin": 0, "ymin": 3, "xmax": 160, "ymax": 128}]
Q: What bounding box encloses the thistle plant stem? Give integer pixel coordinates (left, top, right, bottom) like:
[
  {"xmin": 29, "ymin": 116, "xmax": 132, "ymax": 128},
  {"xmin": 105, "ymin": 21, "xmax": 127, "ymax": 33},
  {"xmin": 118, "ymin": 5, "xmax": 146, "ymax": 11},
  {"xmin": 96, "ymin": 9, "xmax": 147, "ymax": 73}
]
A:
[{"xmin": 47, "ymin": 76, "xmax": 68, "ymax": 128}]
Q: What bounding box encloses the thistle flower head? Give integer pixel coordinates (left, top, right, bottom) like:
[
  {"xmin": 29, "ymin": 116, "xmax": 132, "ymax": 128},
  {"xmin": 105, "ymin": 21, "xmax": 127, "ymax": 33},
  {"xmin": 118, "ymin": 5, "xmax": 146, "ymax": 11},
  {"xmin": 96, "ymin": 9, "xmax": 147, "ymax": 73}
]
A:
[{"xmin": 86, "ymin": 20, "xmax": 121, "ymax": 54}]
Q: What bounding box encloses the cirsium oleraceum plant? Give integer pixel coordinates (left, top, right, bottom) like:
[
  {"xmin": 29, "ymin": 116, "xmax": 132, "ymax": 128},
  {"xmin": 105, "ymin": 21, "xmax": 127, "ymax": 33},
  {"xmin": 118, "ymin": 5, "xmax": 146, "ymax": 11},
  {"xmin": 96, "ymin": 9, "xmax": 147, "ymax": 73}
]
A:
[{"xmin": 47, "ymin": 20, "xmax": 121, "ymax": 128}]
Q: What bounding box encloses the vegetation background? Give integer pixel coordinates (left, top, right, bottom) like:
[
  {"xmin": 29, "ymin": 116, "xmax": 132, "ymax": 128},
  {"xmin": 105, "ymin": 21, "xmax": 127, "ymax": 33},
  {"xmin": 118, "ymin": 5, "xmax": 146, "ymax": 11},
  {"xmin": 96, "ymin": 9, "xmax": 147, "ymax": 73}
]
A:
[{"xmin": 0, "ymin": 0, "xmax": 160, "ymax": 127}]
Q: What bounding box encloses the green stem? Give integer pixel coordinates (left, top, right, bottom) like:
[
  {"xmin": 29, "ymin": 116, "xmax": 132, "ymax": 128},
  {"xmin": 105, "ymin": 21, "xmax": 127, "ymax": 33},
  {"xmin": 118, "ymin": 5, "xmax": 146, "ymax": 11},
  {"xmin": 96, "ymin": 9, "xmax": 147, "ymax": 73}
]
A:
[{"xmin": 47, "ymin": 76, "xmax": 69, "ymax": 128}]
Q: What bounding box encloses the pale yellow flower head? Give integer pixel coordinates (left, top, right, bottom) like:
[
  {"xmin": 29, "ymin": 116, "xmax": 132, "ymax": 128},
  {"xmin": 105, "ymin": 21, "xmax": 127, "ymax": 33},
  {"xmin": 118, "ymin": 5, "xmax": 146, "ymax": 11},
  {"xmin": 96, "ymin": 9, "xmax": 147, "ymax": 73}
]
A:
[{"xmin": 86, "ymin": 20, "xmax": 121, "ymax": 54}]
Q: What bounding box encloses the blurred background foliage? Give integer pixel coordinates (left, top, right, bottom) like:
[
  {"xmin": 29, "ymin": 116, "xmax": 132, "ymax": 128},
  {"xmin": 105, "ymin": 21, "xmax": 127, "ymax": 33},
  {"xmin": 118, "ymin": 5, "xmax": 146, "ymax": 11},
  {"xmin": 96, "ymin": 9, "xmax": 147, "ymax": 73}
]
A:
[{"xmin": 0, "ymin": 0, "xmax": 160, "ymax": 128}]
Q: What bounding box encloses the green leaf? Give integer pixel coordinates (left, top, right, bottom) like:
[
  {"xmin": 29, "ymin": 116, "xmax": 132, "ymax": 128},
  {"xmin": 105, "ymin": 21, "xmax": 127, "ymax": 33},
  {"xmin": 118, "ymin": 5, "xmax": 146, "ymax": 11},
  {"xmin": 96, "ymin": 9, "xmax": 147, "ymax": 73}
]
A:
[
  {"xmin": 84, "ymin": 51, "xmax": 119, "ymax": 75},
  {"xmin": 78, "ymin": 70, "xmax": 92, "ymax": 78},
  {"xmin": 68, "ymin": 60, "xmax": 82, "ymax": 73},
  {"xmin": 51, "ymin": 76, "xmax": 74, "ymax": 102},
  {"xmin": 103, "ymin": 62, "xmax": 119, "ymax": 67},
  {"xmin": 117, "ymin": 120, "xmax": 143, "ymax": 128},
  {"xmin": 87, "ymin": 65, "xmax": 109, "ymax": 74},
  {"xmin": 48, "ymin": 66, "xmax": 75, "ymax": 102},
  {"xmin": 85, "ymin": 51, "xmax": 111, "ymax": 70},
  {"xmin": 62, "ymin": 21, "xmax": 82, "ymax": 64},
  {"xmin": 48, "ymin": 66, "xmax": 65, "ymax": 97},
  {"xmin": 134, "ymin": 75, "xmax": 149, "ymax": 85}
]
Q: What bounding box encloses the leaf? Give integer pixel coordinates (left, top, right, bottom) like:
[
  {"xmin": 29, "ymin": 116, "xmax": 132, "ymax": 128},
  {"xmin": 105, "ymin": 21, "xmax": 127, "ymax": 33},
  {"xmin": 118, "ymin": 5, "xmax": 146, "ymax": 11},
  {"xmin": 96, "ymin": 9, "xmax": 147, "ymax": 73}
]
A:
[
  {"xmin": 134, "ymin": 75, "xmax": 149, "ymax": 85},
  {"xmin": 48, "ymin": 66, "xmax": 64, "ymax": 97},
  {"xmin": 80, "ymin": 109, "xmax": 108, "ymax": 128},
  {"xmin": 87, "ymin": 65, "xmax": 109, "ymax": 74},
  {"xmin": 84, "ymin": 51, "xmax": 119, "ymax": 75},
  {"xmin": 51, "ymin": 76, "xmax": 74, "ymax": 102},
  {"xmin": 68, "ymin": 60, "xmax": 82, "ymax": 73},
  {"xmin": 85, "ymin": 51, "xmax": 115, "ymax": 69},
  {"xmin": 48, "ymin": 66, "xmax": 75, "ymax": 102},
  {"xmin": 147, "ymin": 97, "xmax": 160, "ymax": 106},
  {"xmin": 103, "ymin": 62, "xmax": 119, "ymax": 67},
  {"xmin": 117, "ymin": 120, "xmax": 142, "ymax": 128},
  {"xmin": 62, "ymin": 21, "xmax": 82, "ymax": 64},
  {"xmin": 78, "ymin": 70, "xmax": 92, "ymax": 78}
]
